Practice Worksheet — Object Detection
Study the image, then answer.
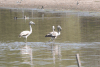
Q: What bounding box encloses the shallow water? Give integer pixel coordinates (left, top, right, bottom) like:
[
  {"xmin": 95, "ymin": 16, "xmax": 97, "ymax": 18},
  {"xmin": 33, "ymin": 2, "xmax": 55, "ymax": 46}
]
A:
[{"xmin": 0, "ymin": 8, "xmax": 100, "ymax": 67}]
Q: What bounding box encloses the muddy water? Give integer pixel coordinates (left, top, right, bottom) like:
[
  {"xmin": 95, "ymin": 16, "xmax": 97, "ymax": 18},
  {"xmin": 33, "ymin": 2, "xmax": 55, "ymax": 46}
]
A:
[{"xmin": 0, "ymin": 8, "xmax": 100, "ymax": 67}]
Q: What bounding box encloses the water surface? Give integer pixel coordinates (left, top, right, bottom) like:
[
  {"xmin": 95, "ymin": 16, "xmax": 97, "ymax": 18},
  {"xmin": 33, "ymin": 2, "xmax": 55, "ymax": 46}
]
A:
[{"xmin": 0, "ymin": 8, "xmax": 100, "ymax": 67}]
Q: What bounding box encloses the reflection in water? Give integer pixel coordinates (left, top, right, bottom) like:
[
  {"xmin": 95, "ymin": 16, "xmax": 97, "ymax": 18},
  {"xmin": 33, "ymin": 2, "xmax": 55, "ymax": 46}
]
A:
[
  {"xmin": 20, "ymin": 43, "xmax": 33, "ymax": 66},
  {"xmin": 50, "ymin": 43, "xmax": 61, "ymax": 64}
]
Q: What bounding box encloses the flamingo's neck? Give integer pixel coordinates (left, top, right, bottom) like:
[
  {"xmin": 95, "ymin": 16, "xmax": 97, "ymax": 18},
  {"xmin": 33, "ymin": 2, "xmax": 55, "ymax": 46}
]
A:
[
  {"xmin": 30, "ymin": 25, "xmax": 32, "ymax": 33},
  {"xmin": 52, "ymin": 26, "xmax": 55, "ymax": 32},
  {"xmin": 53, "ymin": 29, "xmax": 55, "ymax": 32},
  {"xmin": 57, "ymin": 28, "xmax": 61, "ymax": 36}
]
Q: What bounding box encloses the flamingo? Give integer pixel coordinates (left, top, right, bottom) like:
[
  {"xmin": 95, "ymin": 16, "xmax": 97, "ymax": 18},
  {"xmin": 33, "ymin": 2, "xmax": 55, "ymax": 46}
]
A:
[
  {"xmin": 45, "ymin": 25, "xmax": 62, "ymax": 41},
  {"xmin": 19, "ymin": 21, "xmax": 35, "ymax": 43}
]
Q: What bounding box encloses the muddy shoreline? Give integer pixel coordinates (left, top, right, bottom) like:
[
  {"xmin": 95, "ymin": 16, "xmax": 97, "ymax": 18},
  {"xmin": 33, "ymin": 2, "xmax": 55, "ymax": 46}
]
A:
[{"xmin": 0, "ymin": 0, "xmax": 100, "ymax": 11}]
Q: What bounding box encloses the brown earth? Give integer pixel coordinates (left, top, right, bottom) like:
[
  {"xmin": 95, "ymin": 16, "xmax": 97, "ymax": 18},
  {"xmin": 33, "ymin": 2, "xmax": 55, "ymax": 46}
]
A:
[{"xmin": 0, "ymin": 0, "xmax": 100, "ymax": 11}]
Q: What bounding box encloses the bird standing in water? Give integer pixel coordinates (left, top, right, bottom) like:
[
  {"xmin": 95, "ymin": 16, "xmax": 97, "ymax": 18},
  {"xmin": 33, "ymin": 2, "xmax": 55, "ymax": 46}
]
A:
[
  {"xmin": 19, "ymin": 21, "xmax": 35, "ymax": 43},
  {"xmin": 45, "ymin": 25, "xmax": 62, "ymax": 42}
]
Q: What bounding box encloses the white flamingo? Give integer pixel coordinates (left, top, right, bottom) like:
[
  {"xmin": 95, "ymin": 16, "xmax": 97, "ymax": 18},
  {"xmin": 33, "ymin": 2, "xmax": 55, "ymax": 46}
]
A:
[
  {"xmin": 19, "ymin": 21, "xmax": 35, "ymax": 43},
  {"xmin": 45, "ymin": 25, "xmax": 62, "ymax": 41}
]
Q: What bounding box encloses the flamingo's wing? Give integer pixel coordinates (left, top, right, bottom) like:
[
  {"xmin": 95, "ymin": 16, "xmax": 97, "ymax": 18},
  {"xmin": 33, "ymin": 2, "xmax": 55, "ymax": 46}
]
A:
[
  {"xmin": 19, "ymin": 31, "xmax": 30, "ymax": 37},
  {"xmin": 45, "ymin": 31, "xmax": 57, "ymax": 37}
]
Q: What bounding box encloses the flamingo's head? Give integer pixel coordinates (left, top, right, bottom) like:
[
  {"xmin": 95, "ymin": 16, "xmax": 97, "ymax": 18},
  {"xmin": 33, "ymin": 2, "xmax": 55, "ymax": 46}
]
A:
[
  {"xmin": 29, "ymin": 21, "xmax": 35, "ymax": 25},
  {"xmin": 57, "ymin": 25, "xmax": 62, "ymax": 31},
  {"xmin": 52, "ymin": 26, "xmax": 55, "ymax": 31}
]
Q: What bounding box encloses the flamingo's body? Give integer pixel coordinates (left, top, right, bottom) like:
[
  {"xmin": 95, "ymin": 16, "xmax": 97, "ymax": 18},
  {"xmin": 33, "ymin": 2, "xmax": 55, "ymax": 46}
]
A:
[
  {"xmin": 45, "ymin": 25, "xmax": 62, "ymax": 41},
  {"xmin": 19, "ymin": 21, "xmax": 35, "ymax": 42}
]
